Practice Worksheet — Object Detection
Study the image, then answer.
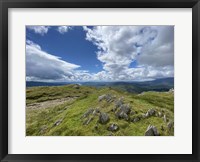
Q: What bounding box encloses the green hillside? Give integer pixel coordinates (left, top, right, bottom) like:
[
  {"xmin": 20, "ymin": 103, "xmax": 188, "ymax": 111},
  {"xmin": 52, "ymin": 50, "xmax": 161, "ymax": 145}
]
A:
[{"xmin": 26, "ymin": 84, "xmax": 174, "ymax": 136}]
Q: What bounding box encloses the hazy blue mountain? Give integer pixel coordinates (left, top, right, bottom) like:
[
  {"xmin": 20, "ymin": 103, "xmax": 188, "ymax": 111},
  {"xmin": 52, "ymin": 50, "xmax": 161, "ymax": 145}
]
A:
[
  {"xmin": 26, "ymin": 81, "xmax": 70, "ymax": 87},
  {"xmin": 26, "ymin": 77, "xmax": 174, "ymax": 93}
]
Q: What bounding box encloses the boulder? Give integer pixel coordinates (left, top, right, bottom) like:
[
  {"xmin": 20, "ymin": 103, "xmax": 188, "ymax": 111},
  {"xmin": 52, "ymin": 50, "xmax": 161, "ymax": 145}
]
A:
[
  {"xmin": 108, "ymin": 123, "xmax": 119, "ymax": 132},
  {"xmin": 54, "ymin": 119, "xmax": 62, "ymax": 126},
  {"xmin": 115, "ymin": 98, "xmax": 124, "ymax": 108},
  {"xmin": 115, "ymin": 110, "xmax": 129, "ymax": 120},
  {"xmin": 81, "ymin": 108, "xmax": 94, "ymax": 119},
  {"xmin": 99, "ymin": 112, "xmax": 109, "ymax": 124},
  {"xmin": 167, "ymin": 121, "xmax": 174, "ymax": 130},
  {"xmin": 105, "ymin": 94, "xmax": 113, "ymax": 103},
  {"xmin": 152, "ymin": 126, "xmax": 159, "ymax": 136},
  {"xmin": 83, "ymin": 117, "xmax": 93, "ymax": 125},
  {"xmin": 98, "ymin": 94, "xmax": 113, "ymax": 103},
  {"xmin": 98, "ymin": 95, "xmax": 106, "ymax": 102},
  {"xmin": 120, "ymin": 104, "xmax": 131, "ymax": 114},
  {"xmin": 115, "ymin": 103, "xmax": 131, "ymax": 121},
  {"xmin": 142, "ymin": 113, "xmax": 147, "ymax": 118},
  {"xmin": 145, "ymin": 125, "xmax": 159, "ymax": 136},
  {"xmin": 131, "ymin": 117, "xmax": 140, "ymax": 123},
  {"xmin": 145, "ymin": 109, "xmax": 156, "ymax": 117},
  {"xmin": 92, "ymin": 108, "xmax": 100, "ymax": 115},
  {"xmin": 163, "ymin": 115, "xmax": 167, "ymax": 123}
]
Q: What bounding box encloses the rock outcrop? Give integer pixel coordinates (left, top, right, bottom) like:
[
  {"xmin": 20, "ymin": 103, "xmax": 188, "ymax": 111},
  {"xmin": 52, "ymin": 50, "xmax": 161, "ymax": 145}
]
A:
[
  {"xmin": 81, "ymin": 108, "xmax": 94, "ymax": 119},
  {"xmin": 108, "ymin": 123, "xmax": 119, "ymax": 132},
  {"xmin": 99, "ymin": 112, "xmax": 109, "ymax": 124},
  {"xmin": 145, "ymin": 109, "xmax": 156, "ymax": 117},
  {"xmin": 167, "ymin": 121, "xmax": 174, "ymax": 130},
  {"xmin": 98, "ymin": 94, "xmax": 114, "ymax": 103},
  {"xmin": 145, "ymin": 125, "xmax": 159, "ymax": 136},
  {"xmin": 54, "ymin": 119, "xmax": 62, "ymax": 126}
]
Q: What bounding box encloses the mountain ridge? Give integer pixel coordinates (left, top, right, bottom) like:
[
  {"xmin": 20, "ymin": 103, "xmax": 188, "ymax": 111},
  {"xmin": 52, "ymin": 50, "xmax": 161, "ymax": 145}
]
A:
[{"xmin": 26, "ymin": 77, "xmax": 174, "ymax": 94}]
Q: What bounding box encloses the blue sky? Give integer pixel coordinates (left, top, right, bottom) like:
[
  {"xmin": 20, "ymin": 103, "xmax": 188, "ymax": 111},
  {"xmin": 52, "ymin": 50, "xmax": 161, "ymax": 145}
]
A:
[
  {"xmin": 26, "ymin": 25, "xmax": 174, "ymax": 82},
  {"xmin": 26, "ymin": 26, "xmax": 102, "ymax": 73}
]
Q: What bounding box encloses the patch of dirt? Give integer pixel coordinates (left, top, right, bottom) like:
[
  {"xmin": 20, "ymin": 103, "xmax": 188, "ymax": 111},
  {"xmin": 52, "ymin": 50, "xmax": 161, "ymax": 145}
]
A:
[{"xmin": 26, "ymin": 97, "xmax": 77, "ymax": 109}]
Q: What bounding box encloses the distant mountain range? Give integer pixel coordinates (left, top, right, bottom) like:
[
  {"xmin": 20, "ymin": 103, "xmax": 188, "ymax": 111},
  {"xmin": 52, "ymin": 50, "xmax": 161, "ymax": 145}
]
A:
[
  {"xmin": 26, "ymin": 77, "xmax": 174, "ymax": 93},
  {"xmin": 26, "ymin": 81, "xmax": 67, "ymax": 87}
]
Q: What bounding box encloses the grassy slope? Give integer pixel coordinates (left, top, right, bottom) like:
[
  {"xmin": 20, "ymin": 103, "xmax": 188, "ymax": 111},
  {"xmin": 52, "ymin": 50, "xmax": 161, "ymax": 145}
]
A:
[{"xmin": 26, "ymin": 85, "xmax": 174, "ymax": 136}]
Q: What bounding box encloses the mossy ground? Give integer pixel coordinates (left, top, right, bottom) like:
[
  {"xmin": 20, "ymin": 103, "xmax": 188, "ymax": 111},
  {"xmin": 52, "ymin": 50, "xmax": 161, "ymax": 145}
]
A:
[{"xmin": 26, "ymin": 85, "xmax": 174, "ymax": 136}]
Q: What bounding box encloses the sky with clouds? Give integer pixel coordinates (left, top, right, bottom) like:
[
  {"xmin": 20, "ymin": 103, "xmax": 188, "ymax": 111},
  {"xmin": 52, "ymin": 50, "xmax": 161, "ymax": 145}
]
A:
[{"xmin": 26, "ymin": 25, "xmax": 174, "ymax": 82}]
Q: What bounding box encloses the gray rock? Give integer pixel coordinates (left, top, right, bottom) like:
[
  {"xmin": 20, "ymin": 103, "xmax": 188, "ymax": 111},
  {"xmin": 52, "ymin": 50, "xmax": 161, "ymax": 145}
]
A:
[
  {"xmin": 99, "ymin": 112, "xmax": 109, "ymax": 124},
  {"xmin": 142, "ymin": 113, "xmax": 147, "ymax": 118},
  {"xmin": 145, "ymin": 126, "xmax": 154, "ymax": 136},
  {"xmin": 167, "ymin": 121, "xmax": 174, "ymax": 130},
  {"xmin": 98, "ymin": 94, "xmax": 113, "ymax": 103},
  {"xmin": 115, "ymin": 97, "xmax": 124, "ymax": 108},
  {"xmin": 115, "ymin": 103, "xmax": 131, "ymax": 121},
  {"xmin": 145, "ymin": 109, "xmax": 156, "ymax": 117},
  {"xmin": 152, "ymin": 126, "xmax": 159, "ymax": 136},
  {"xmin": 116, "ymin": 110, "xmax": 129, "ymax": 120},
  {"xmin": 145, "ymin": 125, "xmax": 159, "ymax": 136},
  {"xmin": 54, "ymin": 119, "xmax": 62, "ymax": 126},
  {"xmin": 158, "ymin": 112, "xmax": 163, "ymax": 117},
  {"xmin": 131, "ymin": 117, "xmax": 140, "ymax": 122},
  {"xmin": 120, "ymin": 104, "xmax": 131, "ymax": 114},
  {"xmin": 98, "ymin": 95, "xmax": 106, "ymax": 102},
  {"xmin": 81, "ymin": 108, "xmax": 94, "ymax": 119},
  {"xmin": 105, "ymin": 94, "xmax": 113, "ymax": 103},
  {"xmin": 92, "ymin": 108, "xmax": 100, "ymax": 115},
  {"xmin": 163, "ymin": 115, "xmax": 167, "ymax": 123},
  {"xmin": 108, "ymin": 123, "xmax": 119, "ymax": 132},
  {"xmin": 85, "ymin": 117, "xmax": 93, "ymax": 125}
]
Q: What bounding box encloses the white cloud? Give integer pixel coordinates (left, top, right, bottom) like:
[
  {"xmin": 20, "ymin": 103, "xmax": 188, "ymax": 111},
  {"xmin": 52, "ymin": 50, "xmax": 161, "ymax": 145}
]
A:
[
  {"xmin": 27, "ymin": 26, "xmax": 50, "ymax": 35},
  {"xmin": 26, "ymin": 26, "xmax": 174, "ymax": 82},
  {"xmin": 26, "ymin": 40, "xmax": 80, "ymax": 81},
  {"xmin": 84, "ymin": 26, "xmax": 174, "ymax": 81},
  {"xmin": 57, "ymin": 26, "xmax": 72, "ymax": 34},
  {"xmin": 138, "ymin": 26, "xmax": 174, "ymax": 67}
]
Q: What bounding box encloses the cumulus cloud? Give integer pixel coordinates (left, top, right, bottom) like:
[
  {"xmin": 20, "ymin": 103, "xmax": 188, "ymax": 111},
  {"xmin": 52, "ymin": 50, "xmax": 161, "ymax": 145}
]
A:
[
  {"xmin": 27, "ymin": 26, "xmax": 50, "ymax": 35},
  {"xmin": 26, "ymin": 40, "xmax": 80, "ymax": 81},
  {"xmin": 57, "ymin": 26, "xmax": 72, "ymax": 34},
  {"xmin": 137, "ymin": 26, "xmax": 174, "ymax": 67},
  {"xmin": 84, "ymin": 26, "xmax": 174, "ymax": 81},
  {"xmin": 26, "ymin": 26, "xmax": 174, "ymax": 82}
]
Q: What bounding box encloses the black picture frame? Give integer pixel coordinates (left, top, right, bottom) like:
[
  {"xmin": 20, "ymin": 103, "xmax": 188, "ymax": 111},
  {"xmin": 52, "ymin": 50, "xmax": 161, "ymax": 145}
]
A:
[{"xmin": 0, "ymin": 0, "xmax": 199, "ymax": 161}]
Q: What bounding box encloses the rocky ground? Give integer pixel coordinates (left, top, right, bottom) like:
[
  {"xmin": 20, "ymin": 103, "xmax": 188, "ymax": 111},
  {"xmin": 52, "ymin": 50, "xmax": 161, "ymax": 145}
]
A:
[
  {"xmin": 26, "ymin": 84, "xmax": 174, "ymax": 136},
  {"xmin": 80, "ymin": 93, "xmax": 173, "ymax": 136}
]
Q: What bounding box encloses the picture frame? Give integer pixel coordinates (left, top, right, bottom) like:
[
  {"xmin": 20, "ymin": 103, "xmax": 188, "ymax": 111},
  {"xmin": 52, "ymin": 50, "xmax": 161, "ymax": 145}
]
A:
[{"xmin": 0, "ymin": 0, "xmax": 199, "ymax": 161}]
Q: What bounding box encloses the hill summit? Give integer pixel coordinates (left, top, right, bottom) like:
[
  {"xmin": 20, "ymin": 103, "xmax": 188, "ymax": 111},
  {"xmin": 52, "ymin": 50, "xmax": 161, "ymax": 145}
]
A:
[{"xmin": 26, "ymin": 84, "xmax": 174, "ymax": 136}]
